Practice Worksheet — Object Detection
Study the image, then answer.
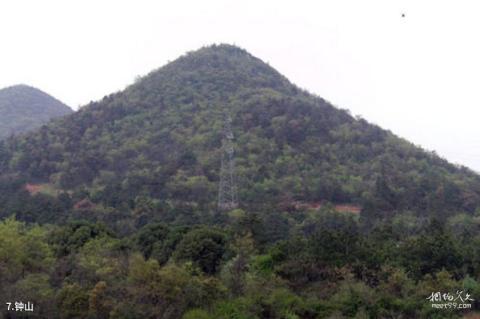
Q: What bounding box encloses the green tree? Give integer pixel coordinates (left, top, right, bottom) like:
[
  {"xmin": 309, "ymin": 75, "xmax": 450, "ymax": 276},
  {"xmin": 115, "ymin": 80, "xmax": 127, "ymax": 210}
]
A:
[{"xmin": 175, "ymin": 228, "xmax": 227, "ymax": 274}]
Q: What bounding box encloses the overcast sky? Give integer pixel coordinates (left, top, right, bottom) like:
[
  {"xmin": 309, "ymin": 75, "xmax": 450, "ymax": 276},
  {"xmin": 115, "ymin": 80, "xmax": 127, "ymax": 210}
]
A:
[{"xmin": 1, "ymin": 0, "xmax": 479, "ymax": 171}]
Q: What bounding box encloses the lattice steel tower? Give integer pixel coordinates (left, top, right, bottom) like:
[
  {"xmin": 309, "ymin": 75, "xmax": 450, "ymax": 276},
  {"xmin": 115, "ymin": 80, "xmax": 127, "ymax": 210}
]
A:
[{"xmin": 218, "ymin": 112, "xmax": 238, "ymax": 211}]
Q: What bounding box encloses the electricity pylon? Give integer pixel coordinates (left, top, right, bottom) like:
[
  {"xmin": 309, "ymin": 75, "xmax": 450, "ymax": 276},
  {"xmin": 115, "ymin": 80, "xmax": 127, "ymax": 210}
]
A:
[{"xmin": 218, "ymin": 112, "xmax": 238, "ymax": 211}]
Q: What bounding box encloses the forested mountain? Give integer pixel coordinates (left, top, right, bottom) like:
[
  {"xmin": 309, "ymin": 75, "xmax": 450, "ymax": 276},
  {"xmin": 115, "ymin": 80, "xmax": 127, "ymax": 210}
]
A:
[
  {"xmin": 0, "ymin": 45, "xmax": 479, "ymax": 225},
  {"xmin": 0, "ymin": 84, "xmax": 72, "ymax": 139},
  {"xmin": 1, "ymin": 45, "xmax": 480, "ymax": 318}
]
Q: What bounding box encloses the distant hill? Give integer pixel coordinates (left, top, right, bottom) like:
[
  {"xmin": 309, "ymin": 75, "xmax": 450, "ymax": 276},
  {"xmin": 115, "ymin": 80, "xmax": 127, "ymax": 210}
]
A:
[
  {"xmin": 0, "ymin": 84, "xmax": 72, "ymax": 139},
  {"xmin": 0, "ymin": 44, "xmax": 479, "ymax": 225}
]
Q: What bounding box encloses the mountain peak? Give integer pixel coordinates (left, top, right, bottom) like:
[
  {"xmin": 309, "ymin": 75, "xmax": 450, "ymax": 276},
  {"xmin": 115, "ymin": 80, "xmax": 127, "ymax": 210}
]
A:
[
  {"xmin": 0, "ymin": 84, "xmax": 72, "ymax": 139},
  {"xmin": 192, "ymin": 43, "xmax": 251, "ymax": 55},
  {"xmin": 177, "ymin": 43, "xmax": 259, "ymax": 67},
  {"xmin": 1, "ymin": 45, "xmax": 480, "ymax": 226},
  {"xmin": 2, "ymin": 83, "xmax": 55, "ymax": 92},
  {"xmin": 130, "ymin": 44, "xmax": 296, "ymax": 100}
]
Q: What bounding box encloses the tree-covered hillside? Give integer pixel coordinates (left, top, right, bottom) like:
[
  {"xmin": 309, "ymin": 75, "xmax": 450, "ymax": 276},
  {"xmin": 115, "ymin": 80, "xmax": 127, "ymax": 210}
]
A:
[
  {"xmin": 1, "ymin": 44, "xmax": 480, "ymax": 318},
  {"xmin": 0, "ymin": 45, "xmax": 479, "ymax": 226},
  {"xmin": 0, "ymin": 85, "xmax": 72, "ymax": 139}
]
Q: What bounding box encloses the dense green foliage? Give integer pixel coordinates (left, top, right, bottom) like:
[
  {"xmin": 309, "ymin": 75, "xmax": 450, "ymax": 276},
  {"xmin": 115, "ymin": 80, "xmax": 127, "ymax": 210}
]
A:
[
  {"xmin": 0, "ymin": 84, "xmax": 72, "ymax": 139},
  {"xmin": 1, "ymin": 44, "xmax": 480, "ymax": 317},
  {"xmin": 1, "ymin": 210, "xmax": 480, "ymax": 318},
  {"xmin": 0, "ymin": 45, "xmax": 479, "ymax": 229}
]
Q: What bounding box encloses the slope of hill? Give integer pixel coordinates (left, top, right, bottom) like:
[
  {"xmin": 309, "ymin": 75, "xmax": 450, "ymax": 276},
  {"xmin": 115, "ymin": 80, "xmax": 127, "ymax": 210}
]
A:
[
  {"xmin": 0, "ymin": 84, "xmax": 72, "ymax": 139},
  {"xmin": 0, "ymin": 44, "xmax": 479, "ymax": 225},
  {"xmin": 2, "ymin": 44, "xmax": 480, "ymax": 319}
]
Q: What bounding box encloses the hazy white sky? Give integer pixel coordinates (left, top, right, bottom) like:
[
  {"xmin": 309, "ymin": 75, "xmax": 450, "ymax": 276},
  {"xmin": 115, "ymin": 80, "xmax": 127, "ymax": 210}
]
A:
[{"xmin": 1, "ymin": 0, "xmax": 479, "ymax": 171}]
